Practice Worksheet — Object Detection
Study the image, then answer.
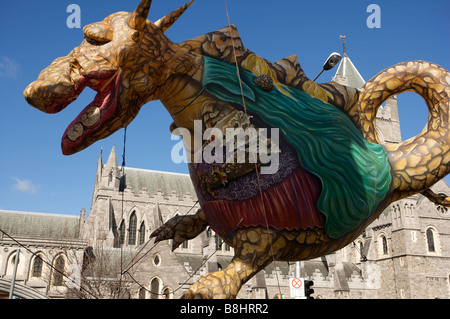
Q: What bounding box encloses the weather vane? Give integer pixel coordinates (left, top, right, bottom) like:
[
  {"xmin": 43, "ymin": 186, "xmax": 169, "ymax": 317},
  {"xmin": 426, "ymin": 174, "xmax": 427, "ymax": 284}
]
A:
[{"xmin": 339, "ymin": 35, "xmax": 347, "ymax": 56}]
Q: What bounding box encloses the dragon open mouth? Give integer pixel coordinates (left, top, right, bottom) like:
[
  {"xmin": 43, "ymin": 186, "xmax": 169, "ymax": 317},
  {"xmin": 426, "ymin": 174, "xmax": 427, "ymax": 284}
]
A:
[
  {"xmin": 24, "ymin": 60, "xmax": 123, "ymax": 155},
  {"xmin": 61, "ymin": 69, "xmax": 122, "ymax": 155}
]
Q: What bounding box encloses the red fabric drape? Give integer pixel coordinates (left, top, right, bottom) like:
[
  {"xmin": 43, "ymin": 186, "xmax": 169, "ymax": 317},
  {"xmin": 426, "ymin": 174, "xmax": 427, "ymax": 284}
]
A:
[{"xmin": 203, "ymin": 166, "xmax": 325, "ymax": 238}]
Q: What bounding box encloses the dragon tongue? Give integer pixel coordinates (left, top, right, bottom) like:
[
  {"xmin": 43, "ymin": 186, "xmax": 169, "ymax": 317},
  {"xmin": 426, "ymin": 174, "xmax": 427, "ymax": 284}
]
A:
[{"xmin": 61, "ymin": 71, "xmax": 121, "ymax": 155}]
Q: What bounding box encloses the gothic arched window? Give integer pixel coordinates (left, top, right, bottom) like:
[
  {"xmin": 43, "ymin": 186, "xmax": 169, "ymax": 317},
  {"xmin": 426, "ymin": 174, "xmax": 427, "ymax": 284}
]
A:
[
  {"xmin": 119, "ymin": 220, "xmax": 125, "ymax": 245},
  {"xmin": 426, "ymin": 228, "xmax": 435, "ymax": 252},
  {"xmin": 359, "ymin": 242, "xmax": 366, "ymax": 261},
  {"xmin": 32, "ymin": 255, "xmax": 44, "ymax": 278},
  {"xmin": 382, "ymin": 236, "xmax": 388, "ymax": 255},
  {"xmin": 150, "ymin": 278, "xmax": 160, "ymax": 299},
  {"xmin": 162, "ymin": 287, "xmax": 171, "ymax": 299},
  {"xmin": 139, "ymin": 222, "xmax": 146, "ymax": 245},
  {"xmin": 53, "ymin": 256, "xmax": 65, "ymax": 286},
  {"xmin": 215, "ymin": 234, "xmax": 222, "ymax": 250},
  {"xmin": 378, "ymin": 234, "xmax": 388, "ymax": 256},
  {"xmin": 128, "ymin": 212, "xmax": 137, "ymax": 245},
  {"xmin": 139, "ymin": 287, "xmax": 146, "ymax": 299}
]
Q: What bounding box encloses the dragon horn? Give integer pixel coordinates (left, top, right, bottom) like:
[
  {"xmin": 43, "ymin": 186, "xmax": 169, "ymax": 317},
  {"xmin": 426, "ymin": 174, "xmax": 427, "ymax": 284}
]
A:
[
  {"xmin": 128, "ymin": 0, "xmax": 152, "ymax": 31},
  {"xmin": 155, "ymin": 0, "xmax": 194, "ymax": 33}
]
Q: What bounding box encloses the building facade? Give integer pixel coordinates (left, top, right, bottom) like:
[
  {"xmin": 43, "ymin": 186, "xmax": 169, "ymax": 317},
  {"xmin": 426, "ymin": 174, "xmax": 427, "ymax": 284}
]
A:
[{"xmin": 1, "ymin": 52, "xmax": 449, "ymax": 299}]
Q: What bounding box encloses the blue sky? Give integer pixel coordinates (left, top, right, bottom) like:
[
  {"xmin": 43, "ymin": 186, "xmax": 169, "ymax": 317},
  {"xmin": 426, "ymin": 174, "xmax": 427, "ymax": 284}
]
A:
[{"xmin": 0, "ymin": 0, "xmax": 449, "ymax": 215}]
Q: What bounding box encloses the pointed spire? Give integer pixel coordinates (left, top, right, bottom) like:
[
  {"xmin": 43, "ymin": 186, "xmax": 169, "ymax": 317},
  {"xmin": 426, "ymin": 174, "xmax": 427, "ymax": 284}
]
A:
[
  {"xmin": 339, "ymin": 35, "xmax": 347, "ymax": 57},
  {"xmin": 153, "ymin": 202, "xmax": 163, "ymax": 228},
  {"xmin": 334, "ymin": 56, "xmax": 365, "ymax": 89},
  {"xmin": 106, "ymin": 144, "xmax": 118, "ymax": 168},
  {"xmin": 333, "ymin": 36, "xmax": 365, "ymax": 89},
  {"xmin": 100, "ymin": 145, "xmax": 121, "ymax": 190},
  {"xmin": 108, "ymin": 197, "xmax": 114, "ymax": 230},
  {"xmin": 96, "ymin": 147, "xmax": 103, "ymax": 183}
]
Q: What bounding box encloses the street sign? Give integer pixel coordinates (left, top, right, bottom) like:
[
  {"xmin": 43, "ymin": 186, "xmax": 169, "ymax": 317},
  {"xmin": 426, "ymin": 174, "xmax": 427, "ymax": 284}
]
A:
[{"xmin": 289, "ymin": 277, "xmax": 305, "ymax": 299}]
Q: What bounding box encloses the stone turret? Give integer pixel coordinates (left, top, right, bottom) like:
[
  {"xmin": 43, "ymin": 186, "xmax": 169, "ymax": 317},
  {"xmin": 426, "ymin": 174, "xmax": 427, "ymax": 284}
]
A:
[
  {"xmin": 331, "ymin": 37, "xmax": 401, "ymax": 145},
  {"xmin": 101, "ymin": 145, "xmax": 121, "ymax": 190}
]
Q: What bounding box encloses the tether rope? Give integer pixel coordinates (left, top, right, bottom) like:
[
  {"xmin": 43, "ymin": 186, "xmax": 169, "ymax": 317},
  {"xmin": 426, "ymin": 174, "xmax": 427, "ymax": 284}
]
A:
[
  {"xmin": 223, "ymin": 0, "xmax": 282, "ymax": 297},
  {"xmin": 116, "ymin": 2, "xmax": 283, "ymax": 297},
  {"xmin": 117, "ymin": 126, "xmax": 127, "ymax": 297}
]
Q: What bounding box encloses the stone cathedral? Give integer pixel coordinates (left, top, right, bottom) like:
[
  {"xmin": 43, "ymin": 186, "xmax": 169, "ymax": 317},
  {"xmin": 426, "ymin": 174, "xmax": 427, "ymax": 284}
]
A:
[{"xmin": 1, "ymin": 52, "xmax": 449, "ymax": 299}]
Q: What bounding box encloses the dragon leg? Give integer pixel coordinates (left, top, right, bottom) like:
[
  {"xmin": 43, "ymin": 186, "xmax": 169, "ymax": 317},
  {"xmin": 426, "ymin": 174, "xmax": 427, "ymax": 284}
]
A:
[
  {"xmin": 184, "ymin": 227, "xmax": 286, "ymax": 299},
  {"xmin": 150, "ymin": 208, "xmax": 208, "ymax": 250}
]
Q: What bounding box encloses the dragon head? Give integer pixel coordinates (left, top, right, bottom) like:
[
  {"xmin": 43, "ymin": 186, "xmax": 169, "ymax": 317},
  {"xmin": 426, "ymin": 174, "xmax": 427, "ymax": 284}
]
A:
[{"xmin": 24, "ymin": 0, "xmax": 194, "ymax": 155}]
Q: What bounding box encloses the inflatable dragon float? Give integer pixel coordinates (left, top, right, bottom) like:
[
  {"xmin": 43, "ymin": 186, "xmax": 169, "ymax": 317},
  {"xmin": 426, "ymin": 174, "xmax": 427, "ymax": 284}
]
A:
[{"xmin": 24, "ymin": 0, "xmax": 449, "ymax": 298}]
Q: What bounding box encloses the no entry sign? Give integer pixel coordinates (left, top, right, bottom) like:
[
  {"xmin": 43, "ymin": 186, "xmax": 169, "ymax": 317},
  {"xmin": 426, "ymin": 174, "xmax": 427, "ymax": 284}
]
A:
[
  {"xmin": 292, "ymin": 278, "xmax": 303, "ymax": 288},
  {"xmin": 290, "ymin": 277, "xmax": 305, "ymax": 298}
]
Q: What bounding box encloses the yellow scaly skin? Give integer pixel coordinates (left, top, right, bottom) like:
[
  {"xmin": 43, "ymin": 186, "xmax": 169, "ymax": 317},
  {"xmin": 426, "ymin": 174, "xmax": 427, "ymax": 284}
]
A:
[{"xmin": 24, "ymin": 0, "xmax": 449, "ymax": 299}]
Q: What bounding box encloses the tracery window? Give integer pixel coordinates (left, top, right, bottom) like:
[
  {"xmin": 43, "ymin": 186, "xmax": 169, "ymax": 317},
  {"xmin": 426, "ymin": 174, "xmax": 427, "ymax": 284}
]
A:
[
  {"xmin": 426, "ymin": 228, "xmax": 435, "ymax": 252},
  {"xmin": 128, "ymin": 212, "xmax": 137, "ymax": 245},
  {"xmin": 150, "ymin": 278, "xmax": 159, "ymax": 300},
  {"xmin": 32, "ymin": 255, "xmax": 44, "ymax": 278},
  {"xmin": 119, "ymin": 220, "xmax": 125, "ymax": 245},
  {"xmin": 53, "ymin": 256, "xmax": 65, "ymax": 286},
  {"xmin": 139, "ymin": 287, "xmax": 146, "ymax": 299},
  {"xmin": 382, "ymin": 236, "xmax": 388, "ymax": 255},
  {"xmin": 162, "ymin": 287, "xmax": 171, "ymax": 299},
  {"xmin": 378, "ymin": 234, "xmax": 388, "ymax": 256},
  {"xmin": 215, "ymin": 234, "xmax": 222, "ymax": 250},
  {"xmin": 359, "ymin": 242, "xmax": 364, "ymax": 260},
  {"xmin": 139, "ymin": 222, "xmax": 146, "ymax": 245}
]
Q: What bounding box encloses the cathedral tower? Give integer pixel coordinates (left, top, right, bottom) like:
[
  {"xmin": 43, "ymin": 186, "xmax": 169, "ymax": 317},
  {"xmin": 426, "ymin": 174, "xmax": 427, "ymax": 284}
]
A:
[{"xmin": 331, "ymin": 37, "xmax": 401, "ymax": 146}]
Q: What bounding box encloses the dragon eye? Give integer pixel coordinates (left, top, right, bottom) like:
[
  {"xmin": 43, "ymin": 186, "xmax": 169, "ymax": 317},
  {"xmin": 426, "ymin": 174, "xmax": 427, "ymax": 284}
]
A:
[{"xmin": 83, "ymin": 22, "xmax": 113, "ymax": 45}]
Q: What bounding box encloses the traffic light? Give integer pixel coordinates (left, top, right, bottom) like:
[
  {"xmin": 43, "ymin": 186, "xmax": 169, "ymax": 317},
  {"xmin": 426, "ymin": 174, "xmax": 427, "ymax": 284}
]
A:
[{"xmin": 304, "ymin": 280, "xmax": 314, "ymax": 299}]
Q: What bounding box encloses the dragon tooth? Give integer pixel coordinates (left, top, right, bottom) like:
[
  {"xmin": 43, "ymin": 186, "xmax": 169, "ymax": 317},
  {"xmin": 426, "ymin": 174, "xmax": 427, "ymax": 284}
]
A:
[
  {"xmin": 67, "ymin": 123, "xmax": 84, "ymax": 141},
  {"xmin": 81, "ymin": 106, "xmax": 101, "ymax": 127}
]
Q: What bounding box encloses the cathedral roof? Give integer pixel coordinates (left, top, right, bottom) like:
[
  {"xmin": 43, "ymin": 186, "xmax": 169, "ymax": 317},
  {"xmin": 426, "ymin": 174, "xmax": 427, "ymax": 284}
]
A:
[
  {"xmin": 100, "ymin": 146, "xmax": 197, "ymax": 199},
  {"xmin": 0, "ymin": 210, "xmax": 80, "ymax": 239},
  {"xmin": 121, "ymin": 167, "xmax": 197, "ymax": 199}
]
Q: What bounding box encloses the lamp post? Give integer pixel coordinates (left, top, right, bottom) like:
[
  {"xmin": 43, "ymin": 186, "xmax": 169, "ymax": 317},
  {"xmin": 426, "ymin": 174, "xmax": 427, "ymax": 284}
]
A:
[{"xmin": 313, "ymin": 52, "xmax": 342, "ymax": 81}]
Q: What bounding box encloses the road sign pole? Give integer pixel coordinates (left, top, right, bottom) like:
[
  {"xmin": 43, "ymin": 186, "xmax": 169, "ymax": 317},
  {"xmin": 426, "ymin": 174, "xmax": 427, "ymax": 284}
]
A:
[
  {"xmin": 294, "ymin": 262, "xmax": 302, "ymax": 299},
  {"xmin": 290, "ymin": 262, "xmax": 305, "ymax": 299}
]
